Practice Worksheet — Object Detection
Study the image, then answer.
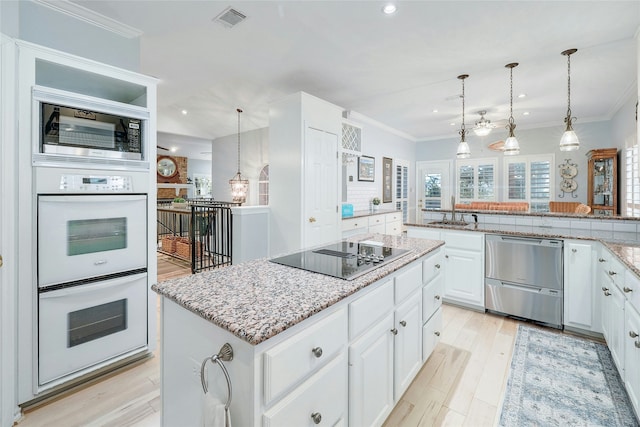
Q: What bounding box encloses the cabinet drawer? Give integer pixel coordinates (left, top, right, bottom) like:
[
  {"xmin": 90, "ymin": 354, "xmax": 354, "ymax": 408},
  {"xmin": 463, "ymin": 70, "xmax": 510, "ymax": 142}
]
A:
[
  {"xmin": 385, "ymin": 220, "xmax": 403, "ymax": 236},
  {"xmin": 607, "ymin": 254, "xmax": 625, "ymax": 290},
  {"xmin": 342, "ymin": 217, "xmax": 368, "ymax": 231},
  {"xmin": 423, "ymin": 274, "xmax": 444, "ymax": 322},
  {"xmin": 386, "ymin": 212, "xmax": 402, "ymax": 223},
  {"xmin": 625, "ymin": 270, "xmax": 640, "ymax": 312},
  {"xmin": 263, "ymin": 353, "xmax": 348, "ymax": 427},
  {"xmin": 349, "ymin": 279, "xmax": 394, "ymax": 340},
  {"xmin": 422, "ymin": 249, "xmax": 443, "ymax": 284},
  {"xmin": 422, "ymin": 308, "xmax": 442, "ymax": 362},
  {"xmin": 369, "ymin": 223, "xmax": 386, "ymax": 234},
  {"xmin": 444, "ymin": 230, "xmax": 483, "ymax": 251},
  {"xmin": 395, "ymin": 263, "xmax": 423, "ymax": 303},
  {"xmin": 369, "ymin": 214, "xmax": 385, "ymax": 228},
  {"xmin": 263, "ymin": 307, "xmax": 347, "ymax": 404}
]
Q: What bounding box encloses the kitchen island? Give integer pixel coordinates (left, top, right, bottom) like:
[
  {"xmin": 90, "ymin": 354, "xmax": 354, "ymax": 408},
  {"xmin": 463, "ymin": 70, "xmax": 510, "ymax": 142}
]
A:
[{"xmin": 153, "ymin": 234, "xmax": 444, "ymax": 426}]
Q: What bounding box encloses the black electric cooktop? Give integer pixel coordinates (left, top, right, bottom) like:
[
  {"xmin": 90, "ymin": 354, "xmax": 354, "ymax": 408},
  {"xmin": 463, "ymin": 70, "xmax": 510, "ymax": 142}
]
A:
[{"xmin": 269, "ymin": 241, "xmax": 410, "ymax": 280}]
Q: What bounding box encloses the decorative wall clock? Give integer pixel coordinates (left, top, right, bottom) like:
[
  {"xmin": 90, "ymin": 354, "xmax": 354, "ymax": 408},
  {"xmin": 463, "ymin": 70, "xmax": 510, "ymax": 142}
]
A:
[{"xmin": 558, "ymin": 158, "xmax": 578, "ymax": 198}]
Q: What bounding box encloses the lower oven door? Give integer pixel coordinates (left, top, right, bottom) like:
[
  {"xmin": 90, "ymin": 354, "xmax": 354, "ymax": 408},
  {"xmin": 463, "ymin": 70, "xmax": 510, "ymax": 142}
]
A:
[
  {"xmin": 38, "ymin": 194, "xmax": 147, "ymax": 287},
  {"xmin": 485, "ymin": 278, "xmax": 563, "ymax": 328},
  {"xmin": 38, "ymin": 273, "xmax": 148, "ymax": 386}
]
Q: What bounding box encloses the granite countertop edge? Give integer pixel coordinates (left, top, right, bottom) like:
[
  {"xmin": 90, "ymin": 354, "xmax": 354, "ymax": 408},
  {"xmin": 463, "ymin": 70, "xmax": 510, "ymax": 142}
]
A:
[{"xmin": 152, "ymin": 234, "xmax": 443, "ymax": 346}]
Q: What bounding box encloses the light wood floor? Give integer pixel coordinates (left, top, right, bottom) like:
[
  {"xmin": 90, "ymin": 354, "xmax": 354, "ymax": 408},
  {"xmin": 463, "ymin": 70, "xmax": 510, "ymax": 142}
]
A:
[{"xmin": 16, "ymin": 257, "xmax": 519, "ymax": 427}]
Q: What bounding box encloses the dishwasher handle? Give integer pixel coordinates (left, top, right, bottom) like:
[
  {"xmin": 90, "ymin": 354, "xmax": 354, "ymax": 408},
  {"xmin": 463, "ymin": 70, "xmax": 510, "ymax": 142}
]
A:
[{"xmin": 496, "ymin": 235, "xmax": 563, "ymax": 247}]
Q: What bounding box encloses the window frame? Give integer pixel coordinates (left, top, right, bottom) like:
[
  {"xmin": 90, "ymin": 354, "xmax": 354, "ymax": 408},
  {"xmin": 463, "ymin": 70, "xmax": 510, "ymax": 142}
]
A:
[
  {"xmin": 455, "ymin": 157, "xmax": 498, "ymax": 203},
  {"xmin": 502, "ymin": 154, "xmax": 555, "ymax": 212}
]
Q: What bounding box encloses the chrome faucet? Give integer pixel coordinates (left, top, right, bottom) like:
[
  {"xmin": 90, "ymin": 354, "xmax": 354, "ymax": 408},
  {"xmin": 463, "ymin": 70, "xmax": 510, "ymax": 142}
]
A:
[{"xmin": 450, "ymin": 196, "xmax": 456, "ymax": 222}]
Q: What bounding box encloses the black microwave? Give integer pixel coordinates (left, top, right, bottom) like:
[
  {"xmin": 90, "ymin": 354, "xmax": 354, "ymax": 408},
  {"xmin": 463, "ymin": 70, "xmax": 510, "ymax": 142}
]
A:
[{"xmin": 40, "ymin": 102, "xmax": 143, "ymax": 161}]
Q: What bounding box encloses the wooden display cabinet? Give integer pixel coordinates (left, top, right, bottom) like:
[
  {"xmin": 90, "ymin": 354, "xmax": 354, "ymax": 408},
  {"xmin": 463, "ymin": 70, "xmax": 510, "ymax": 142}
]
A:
[{"xmin": 587, "ymin": 148, "xmax": 618, "ymax": 216}]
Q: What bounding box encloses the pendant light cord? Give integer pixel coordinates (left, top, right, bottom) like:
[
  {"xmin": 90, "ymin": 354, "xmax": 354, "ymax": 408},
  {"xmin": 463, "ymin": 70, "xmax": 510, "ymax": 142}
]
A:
[
  {"xmin": 236, "ymin": 108, "xmax": 242, "ymax": 175},
  {"xmin": 566, "ymin": 53, "xmax": 572, "ymax": 117}
]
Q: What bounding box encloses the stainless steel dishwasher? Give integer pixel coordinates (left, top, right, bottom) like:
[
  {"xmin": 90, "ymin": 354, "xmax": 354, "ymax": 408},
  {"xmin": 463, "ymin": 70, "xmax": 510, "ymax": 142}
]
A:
[{"xmin": 485, "ymin": 234, "xmax": 563, "ymax": 329}]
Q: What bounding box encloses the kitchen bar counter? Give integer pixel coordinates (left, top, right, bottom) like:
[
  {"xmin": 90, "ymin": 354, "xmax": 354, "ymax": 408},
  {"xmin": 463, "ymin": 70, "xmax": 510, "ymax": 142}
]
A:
[{"xmin": 152, "ymin": 234, "xmax": 442, "ymax": 345}]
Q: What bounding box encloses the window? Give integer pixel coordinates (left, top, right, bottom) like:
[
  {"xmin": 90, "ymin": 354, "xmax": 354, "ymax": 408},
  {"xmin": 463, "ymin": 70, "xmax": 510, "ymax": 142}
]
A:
[
  {"xmin": 456, "ymin": 158, "xmax": 497, "ymax": 203},
  {"xmin": 395, "ymin": 160, "xmax": 409, "ymax": 222},
  {"xmin": 258, "ymin": 164, "xmax": 269, "ymax": 206},
  {"xmin": 625, "ymin": 145, "xmax": 640, "ymax": 216},
  {"xmin": 504, "ymin": 155, "xmax": 554, "ymax": 212}
]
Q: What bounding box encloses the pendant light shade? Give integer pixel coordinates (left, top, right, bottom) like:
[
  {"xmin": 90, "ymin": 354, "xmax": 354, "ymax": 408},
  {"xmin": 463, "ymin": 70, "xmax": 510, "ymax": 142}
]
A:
[
  {"xmin": 229, "ymin": 108, "xmax": 249, "ymax": 204},
  {"xmin": 456, "ymin": 74, "xmax": 471, "ymax": 159},
  {"xmin": 504, "ymin": 63, "xmax": 520, "ymax": 156},
  {"xmin": 560, "ymin": 48, "xmax": 580, "ymax": 151}
]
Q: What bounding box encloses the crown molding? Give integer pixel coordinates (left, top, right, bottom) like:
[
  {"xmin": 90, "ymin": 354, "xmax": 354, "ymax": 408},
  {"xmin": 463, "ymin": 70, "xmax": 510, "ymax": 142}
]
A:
[
  {"xmin": 346, "ymin": 110, "xmax": 417, "ymax": 142},
  {"xmin": 34, "ymin": 0, "xmax": 143, "ymax": 39}
]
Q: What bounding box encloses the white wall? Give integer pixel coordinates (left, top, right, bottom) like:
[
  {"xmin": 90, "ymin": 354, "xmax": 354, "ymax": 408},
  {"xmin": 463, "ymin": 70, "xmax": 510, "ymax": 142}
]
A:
[{"xmin": 211, "ymin": 127, "xmax": 269, "ymax": 205}]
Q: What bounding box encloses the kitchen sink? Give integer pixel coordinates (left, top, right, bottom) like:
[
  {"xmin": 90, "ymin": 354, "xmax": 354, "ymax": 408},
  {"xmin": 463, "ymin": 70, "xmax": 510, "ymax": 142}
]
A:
[{"xmin": 429, "ymin": 220, "xmax": 469, "ymax": 226}]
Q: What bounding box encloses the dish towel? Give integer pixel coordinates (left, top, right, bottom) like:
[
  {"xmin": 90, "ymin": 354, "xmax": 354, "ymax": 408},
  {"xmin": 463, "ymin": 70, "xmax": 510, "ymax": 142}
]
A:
[{"xmin": 201, "ymin": 393, "xmax": 232, "ymax": 427}]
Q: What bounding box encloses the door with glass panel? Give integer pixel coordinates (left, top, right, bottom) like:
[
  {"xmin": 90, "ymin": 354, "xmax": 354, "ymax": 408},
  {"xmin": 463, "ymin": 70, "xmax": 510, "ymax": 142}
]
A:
[{"xmin": 417, "ymin": 161, "xmax": 452, "ymax": 212}]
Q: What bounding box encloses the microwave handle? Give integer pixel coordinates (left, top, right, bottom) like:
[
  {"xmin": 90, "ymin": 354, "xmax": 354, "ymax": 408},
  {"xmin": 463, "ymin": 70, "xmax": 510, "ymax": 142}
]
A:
[
  {"xmin": 44, "ymin": 110, "xmax": 59, "ymax": 135},
  {"xmin": 39, "ymin": 272, "xmax": 146, "ymax": 299}
]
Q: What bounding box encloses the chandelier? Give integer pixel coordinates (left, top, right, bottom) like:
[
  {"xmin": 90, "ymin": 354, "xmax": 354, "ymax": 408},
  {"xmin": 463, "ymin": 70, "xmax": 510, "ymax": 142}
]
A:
[
  {"xmin": 456, "ymin": 74, "xmax": 471, "ymax": 159},
  {"xmin": 229, "ymin": 108, "xmax": 249, "ymax": 204},
  {"xmin": 559, "ymin": 48, "xmax": 580, "ymax": 151},
  {"xmin": 503, "ymin": 62, "xmax": 520, "ymax": 156}
]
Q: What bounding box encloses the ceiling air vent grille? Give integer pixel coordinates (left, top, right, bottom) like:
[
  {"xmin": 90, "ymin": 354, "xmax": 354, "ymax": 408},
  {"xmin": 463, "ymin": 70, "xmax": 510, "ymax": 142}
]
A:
[{"xmin": 214, "ymin": 7, "xmax": 247, "ymax": 28}]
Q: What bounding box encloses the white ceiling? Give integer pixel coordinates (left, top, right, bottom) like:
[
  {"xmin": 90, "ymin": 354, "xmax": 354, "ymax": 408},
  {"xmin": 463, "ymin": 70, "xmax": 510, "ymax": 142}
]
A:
[{"xmin": 72, "ymin": 1, "xmax": 639, "ymax": 158}]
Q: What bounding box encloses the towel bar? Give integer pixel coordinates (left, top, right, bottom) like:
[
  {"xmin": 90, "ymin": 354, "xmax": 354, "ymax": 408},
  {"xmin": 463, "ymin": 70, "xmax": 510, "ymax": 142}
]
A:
[{"xmin": 200, "ymin": 343, "xmax": 233, "ymax": 410}]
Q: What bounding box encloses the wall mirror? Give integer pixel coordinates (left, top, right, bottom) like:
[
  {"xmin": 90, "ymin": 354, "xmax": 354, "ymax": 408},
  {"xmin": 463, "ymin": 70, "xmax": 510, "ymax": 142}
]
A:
[{"xmin": 157, "ymin": 156, "xmax": 178, "ymax": 179}]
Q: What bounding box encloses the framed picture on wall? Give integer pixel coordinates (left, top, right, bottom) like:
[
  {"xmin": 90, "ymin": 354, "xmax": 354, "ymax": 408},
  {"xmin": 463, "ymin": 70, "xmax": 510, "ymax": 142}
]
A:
[
  {"xmin": 358, "ymin": 156, "xmax": 375, "ymax": 182},
  {"xmin": 382, "ymin": 157, "xmax": 393, "ymax": 203}
]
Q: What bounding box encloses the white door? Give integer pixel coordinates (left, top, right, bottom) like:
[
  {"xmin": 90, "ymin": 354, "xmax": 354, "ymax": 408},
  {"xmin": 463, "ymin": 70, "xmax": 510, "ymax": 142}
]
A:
[
  {"xmin": 393, "ymin": 292, "xmax": 422, "ymax": 399},
  {"xmin": 416, "ymin": 160, "xmax": 452, "ymax": 214},
  {"xmin": 304, "ymin": 127, "xmax": 338, "ymax": 248}
]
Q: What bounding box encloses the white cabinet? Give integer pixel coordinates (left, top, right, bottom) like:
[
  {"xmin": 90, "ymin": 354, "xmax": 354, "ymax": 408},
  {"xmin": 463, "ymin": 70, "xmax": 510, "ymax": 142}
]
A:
[
  {"xmin": 269, "ymin": 92, "xmax": 342, "ymax": 255},
  {"xmin": 385, "ymin": 212, "xmax": 403, "ymax": 236},
  {"xmin": 443, "ymin": 231, "xmax": 484, "ymax": 309},
  {"xmin": 564, "ymin": 240, "xmax": 599, "ymax": 332},
  {"xmin": 342, "ymin": 212, "xmax": 403, "ymax": 237},
  {"xmin": 624, "ymin": 301, "xmax": 640, "ymax": 416},
  {"xmin": 393, "ymin": 293, "xmax": 422, "ymax": 399},
  {"xmin": 349, "ymin": 313, "xmax": 395, "ymax": 427}
]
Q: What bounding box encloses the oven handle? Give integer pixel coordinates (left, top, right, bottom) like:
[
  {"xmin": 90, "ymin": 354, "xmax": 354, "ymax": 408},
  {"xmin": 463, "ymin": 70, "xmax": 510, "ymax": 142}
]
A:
[{"xmin": 39, "ymin": 272, "xmax": 147, "ymax": 298}]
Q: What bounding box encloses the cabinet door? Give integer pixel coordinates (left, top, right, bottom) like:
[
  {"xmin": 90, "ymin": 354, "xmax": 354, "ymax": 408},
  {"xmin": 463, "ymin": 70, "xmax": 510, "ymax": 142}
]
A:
[
  {"xmin": 600, "ymin": 273, "xmax": 613, "ymax": 344},
  {"xmin": 564, "ymin": 241, "xmax": 597, "ymax": 331},
  {"xmin": 385, "ymin": 219, "xmax": 403, "ymax": 236},
  {"xmin": 393, "ymin": 292, "xmax": 422, "ymax": 400},
  {"xmin": 624, "ymin": 302, "xmax": 640, "ymax": 416},
  {"xmin": 349, "ymin": 313, "xmax": 394, "ymax": 427},
  {"xmin": 422, "ymin": 273, "xmax": 444, "ymax": 323},
  {"xmin": 422, "ymin": 307, "xmax": 442, "ymax": 362},
  {"xmin": 609, "ymin": 284, "xmax": 626, "ymax": 374},
  {"xmin": 444, "ymin": 247, "xmax": 484, "ymax": 308}
]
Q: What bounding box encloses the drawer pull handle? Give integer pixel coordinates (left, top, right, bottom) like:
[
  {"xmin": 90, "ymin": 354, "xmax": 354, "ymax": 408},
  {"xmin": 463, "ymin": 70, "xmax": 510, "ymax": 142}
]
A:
[
  {"xmin": 636, "ymin": 341, "xmax": 640, "ymax": 349},
  {"xmin": 599, "ymin": 258, "xmax": 606, "ymax": 262},
  {"xmin": 572, "ymin": 248, "xmax": 577, "ymax": 253},
  {"xmin": 309, "ymin": 217, "xmax": 316, "ymax": 223},
  {"xmin": 435, "ymin": 264, "xmax": 441, "ymax": 269},
  {"xmin": 624, "ymin": 287, "xmax": 633, "ymax": 293},
  {"xmin": 435, "ymin": 295, "xmax": 441, "ymax": 300},
  {"xmin": 390, "ymin": 328, "xmax": 398, "ymax": 335},
  {"xmin": 400, "ymin": 320, "xmax": 407, "ymax": 327},
  {"xmin": 604, "ymin": 291, "xmax": 611, "ymax": 296},
  {"xmin": 311, "ymin": 347, "xmax": 323, "ymax": 358},
  {"xmin": 602, "ymin": 287, "xmax": 609, "ymax": 292},
  {"xmin": 630, "ymin": 331, "xmax": 639, "ymax": 339},
  {"xmin": 311, "ymin": 412, "xmax": 322, "ymax": 424},
  {"xmin": 434, "ymin": 331, "xmax": 441, "ymax": 336},
  {"xmin": 94, "ymin": 260, "xmax": 107, "ymax": 265},
  {"xmin": 609, "ymin": 270, "xmax": 617, "ymax": 276}
]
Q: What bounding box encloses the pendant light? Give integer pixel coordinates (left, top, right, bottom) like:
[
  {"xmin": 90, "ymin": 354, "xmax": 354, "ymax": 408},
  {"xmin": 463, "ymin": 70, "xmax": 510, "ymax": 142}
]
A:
[
  {"xmin": 559, "ymin": 48, "xmax": 579, "ymax": 151},
  {"xmin": 473, "ymin": 110, "xmax": 493, "ymax": 137},
  {"xmin": 229, "ymin": 108, "xmax": 249, "ymax": 204},
  {"xmin": 503, "ymin": 63, "xmax": 520, "ymax": 156},
  {"xmin": 456, "ymin": 74, "xmax": 471, "ymax": 159}
]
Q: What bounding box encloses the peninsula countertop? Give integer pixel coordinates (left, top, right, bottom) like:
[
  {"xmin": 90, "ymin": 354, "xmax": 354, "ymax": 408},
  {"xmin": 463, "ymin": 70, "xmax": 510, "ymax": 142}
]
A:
[{"xmin": 152, "ymin": 234, "xmax": 443, "ymax": 346}]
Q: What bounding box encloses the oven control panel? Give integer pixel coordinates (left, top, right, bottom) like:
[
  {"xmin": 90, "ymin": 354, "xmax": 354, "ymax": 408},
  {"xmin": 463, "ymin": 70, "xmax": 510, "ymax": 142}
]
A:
[{"xmin": 59, "ymin": 174, "xmax": 133, "ymax": 192}]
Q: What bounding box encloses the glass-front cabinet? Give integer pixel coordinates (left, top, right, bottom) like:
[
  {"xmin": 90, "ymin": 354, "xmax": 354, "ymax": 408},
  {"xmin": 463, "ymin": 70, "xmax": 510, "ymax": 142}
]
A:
[{"xmin": 587, "ymin": 148, "xmax": 618, "ymax": 216}]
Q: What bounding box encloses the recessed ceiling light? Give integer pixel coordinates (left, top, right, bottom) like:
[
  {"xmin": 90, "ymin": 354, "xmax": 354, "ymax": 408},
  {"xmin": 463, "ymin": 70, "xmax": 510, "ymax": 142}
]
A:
[
  {"xmin": 523, "ymin": 111, "xmax": 530, "ymax": 116},
  {"xmin": 432, "ymin": 109, "xmax": 439, "ymax": 113},
  {"xmin": 382, "ymin": 4, "xmax": 397, "ymax": 14},
  {"xmin": 518, "ymin": 93, "xmax": 526, "ymax": 98},
  {"xmin": 181, "ymin": 109, "xmax": 188, "ymax": 115},
  {"xmin": 450, "ymin": 122, "xmax": 456, "ymax": 126}
]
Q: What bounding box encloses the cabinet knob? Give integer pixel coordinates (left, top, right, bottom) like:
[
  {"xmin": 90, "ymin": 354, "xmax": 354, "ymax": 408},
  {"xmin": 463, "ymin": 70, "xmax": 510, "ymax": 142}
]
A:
[
  {"xmin": 390, "ymin": 328, "xmax": 398, "ymax": 335},
  {"xmin": 636, "ymin": 341, "xmax": 640, "ymax": 349},
  {"xmin": 308, "ymin": 217, "xmax": 316, "ymax": 223},
  {"xmin": 599, "ymin": 258, "xmax": 606, "ymax": 262},
  {"xmin": 311, "ymin": 412, "xmax": 322, "ymax": 424},
  {"xmin": 624, "ymin": 287, "xmax": 633, "ymax": 293},
  {"xmin": 571, "ymin": 248, "xmax": 577, "ymax": 253},
  {"xmin": 399, "ymin": 320, "xmax": 407, "ymax": 327},
  {"xmin": 602, "ymin": 286, "xmax": 609, "ymax": 292},
  {"xmin": 630, "ymin": 331, "xmax": 639, "ymax": 339},
  {"xmin": 435, "ymin": 264, "xmax": 441, "ymax": 269},
  {"xmin": 311, "ymin": 347, "xmax": 323, "ymax": 358},
  {"xmin": 435, "ymin": 295, "xmax": 441, "ymax": 300},
  {"xmin": 604, "ymin": 291, "xmax": 612, "ymax": 296},
  {"xmin": 609, "ymin": 271, "xmax": 617, "ymax": 276},
  {"xmin": 434, "ymin": 331, "xmax": 441, "ymax": 336},
  {"xmin": 445, "ymin": 255, "xmax": 449, "ymax": 259}
]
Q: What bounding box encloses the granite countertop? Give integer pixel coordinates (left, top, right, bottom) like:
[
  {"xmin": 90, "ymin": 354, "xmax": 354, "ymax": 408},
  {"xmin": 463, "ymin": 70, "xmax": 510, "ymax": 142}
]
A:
[
  {"xmin": 152, "ymin": 234, "xmax": 443, "ymax": 346},
  {"xmin": 406, "ymin": 220, "xmax": 640, "ymax": 278}
]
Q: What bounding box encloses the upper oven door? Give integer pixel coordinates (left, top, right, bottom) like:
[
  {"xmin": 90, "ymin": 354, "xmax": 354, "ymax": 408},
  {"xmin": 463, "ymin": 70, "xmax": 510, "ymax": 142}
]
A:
[{"xmin": 38, "ymin": 194, "xmax": 147, "ymax": 287}]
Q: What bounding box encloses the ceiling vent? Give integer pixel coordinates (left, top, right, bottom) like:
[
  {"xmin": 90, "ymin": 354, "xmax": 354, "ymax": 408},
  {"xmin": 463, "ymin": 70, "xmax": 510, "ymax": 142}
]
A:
[{"xmin": 213, "ymin": 7, "xmax": 247, "ymax": 28}]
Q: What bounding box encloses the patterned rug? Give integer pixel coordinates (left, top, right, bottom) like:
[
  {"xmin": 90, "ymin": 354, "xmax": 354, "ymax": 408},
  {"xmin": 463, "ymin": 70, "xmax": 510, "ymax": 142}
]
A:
[{"xmin": 499, "ymin": 325, "xmax": 639, "ymax": 427}]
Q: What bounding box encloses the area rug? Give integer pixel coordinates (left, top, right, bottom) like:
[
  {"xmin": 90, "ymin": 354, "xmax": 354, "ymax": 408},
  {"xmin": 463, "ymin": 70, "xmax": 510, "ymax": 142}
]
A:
[{"xmin": 499, "ymin": 325, "xmax": 639, "ymax": 427}]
